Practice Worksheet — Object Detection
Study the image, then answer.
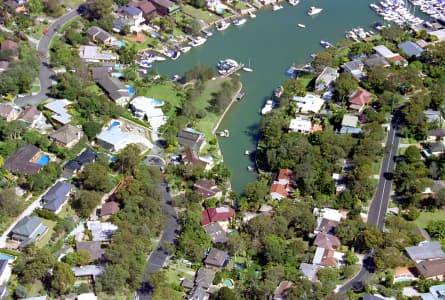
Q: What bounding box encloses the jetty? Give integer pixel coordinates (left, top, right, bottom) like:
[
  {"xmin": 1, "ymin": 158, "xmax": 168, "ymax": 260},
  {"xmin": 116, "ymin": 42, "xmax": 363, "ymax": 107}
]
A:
[{"xmin": 220, "ymin": 63, "xmax": 244, "ymax": 78}]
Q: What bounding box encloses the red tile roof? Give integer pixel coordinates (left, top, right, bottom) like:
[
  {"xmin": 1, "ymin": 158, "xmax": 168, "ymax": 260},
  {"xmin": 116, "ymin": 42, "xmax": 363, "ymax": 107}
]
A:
[
  {"xmin": 387, "ymin": 54, "xmax": 407, "ymax": 63},
  {"xmin": 313, "ymin": 232, "xmax": 341, "ymax": 250},
  {"xmin": 201, "ymin": 206, "xmax": 235, "ymax": 226},
  {"xmin": 271, "ymin": 183, "xmax": 288, "ymax": 198},
  {"xmin": 349, "ymin": 89, "xmax": 372, "ymax": 106},
  {"xmin": 101, "ymin": 201, "xmax": 120, "ymax": 216},
  {"xmin": 278, "ymin": 168, "xmax": 293, "ymax": 181}
]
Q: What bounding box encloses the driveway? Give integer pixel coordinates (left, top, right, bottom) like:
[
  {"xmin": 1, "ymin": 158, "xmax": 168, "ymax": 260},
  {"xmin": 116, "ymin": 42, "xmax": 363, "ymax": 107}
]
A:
[{"xmin": 15, "ymin": 9, "xmax": 79, "ymax": 107}]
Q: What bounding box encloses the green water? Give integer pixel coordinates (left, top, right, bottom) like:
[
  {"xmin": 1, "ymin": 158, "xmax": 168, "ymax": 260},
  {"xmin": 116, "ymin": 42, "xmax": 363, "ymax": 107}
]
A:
[{"xmin": 155, "ymin": 0, "xmax": 385, "ymax": 193}]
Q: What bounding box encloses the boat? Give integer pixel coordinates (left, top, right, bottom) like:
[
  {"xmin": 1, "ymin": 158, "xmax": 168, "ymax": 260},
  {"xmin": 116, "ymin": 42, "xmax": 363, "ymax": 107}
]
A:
[
  {"xmin": 261, "ymin": 100, "xmax": 274, "ymax": 115},
  {"xmin": 167, "ymin": 50, "xmax": 180, "ymax": 60},
  {"xmin": 217, "ymin": 58, "xmax": 239, "ymax": 75},
  {"xmin": 272, "ymin": 3, "xmax": 283, "ymax": 10},
  {"xmin": 307, "ymin": 6, "xmax": 323, "ymax": 15},
  {"xmin": 201, "ymin": 29, "xmax": 213, "ymax": 36},
  {"xmin": 137, "ymin": 60, "xmax": 152, "ymax": 68},
  {"xmin": 274, "ymin": 86, "xmax": 284, "ymax": 98},
  {"xmin": 297, "ymin": 23, "xmax": 306, "ymax": 28},
  {"xmin": 189, "ymin": 36, "xmax": 207, "ymax": 47},
  {"xmin": 243, "ymin": 58, "xmax": 253, "ymax": 72},
  {"xmin": 180, "ymin": 46, "xmax": 191, "ymax": 53},
  {"xmin": 233, "ymin": 18, "xmax": 247, "ymax": 26},
  {"xmin": 247, "ymin": 165, "xmax": 255, "ymax": 171},
  {"xmin": 288, "ymin": 0, "xmax": 300, "ymax": 6},
  {"xmin": 217, "ymin": 129, "xmax": 230, "ymax": 137},
  {"xmin": 320, "ymin": 40, "xmax": 333, "ymax": 48},
  {"xmin": 245, "ymin": 150, "xmax": 252, "ymax": 155},
  {"xmin": 143, "ymin": 52, "xmax": 166, "ymax": 61},
  {"xmin": 216, "ymin": 21, "xmax": 230, "ymax": 31},
  {"xmin": 249, "ymin": 11, "xmax": 256, "ymax": 18}
]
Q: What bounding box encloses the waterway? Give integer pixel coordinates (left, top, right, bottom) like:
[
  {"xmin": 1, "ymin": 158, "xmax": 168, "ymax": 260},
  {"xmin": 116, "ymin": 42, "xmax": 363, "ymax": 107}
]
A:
[{"xmin": 155, "ymin": 0, "xmax": 415, "ymax": 193}]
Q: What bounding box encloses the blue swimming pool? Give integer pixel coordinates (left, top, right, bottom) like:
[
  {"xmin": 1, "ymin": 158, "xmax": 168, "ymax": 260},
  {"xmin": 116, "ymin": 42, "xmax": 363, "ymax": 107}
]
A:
[
  {"xmin": 128, "ymin": 86, "xmax": 135, "ymax": 96},
  {"xmin": 111, "ymin": 72, "xmax": 124, "ymax": 78},
  {"xmin": 114, "ymin": 40, "xmax": 125, "ymax": 48},
  {"xmin": 36, "ymin": 154, "xmax": 50, "ymax": 166},
  {"xmin": 0, "ymin": 253, "xmax": 16, "ymax": 261},
  {"xmin": 110, "ymin": 120, "xmax": 121, "ymax": 128},
  {"xmin": 149, "ymin": 98, "xmax": 164, "ymax": 106},
  {"xmin": 223, "ymin": 279, "xmax": 234, "ymax": 288}
]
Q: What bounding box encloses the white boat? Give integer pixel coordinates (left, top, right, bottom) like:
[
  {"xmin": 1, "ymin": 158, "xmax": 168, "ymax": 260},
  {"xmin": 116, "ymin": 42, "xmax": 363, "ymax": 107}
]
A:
[
  {"xmin": 201, "ymin": 29, "xmax": 213, "ymax": 36},
  {"xmin": 320, "ymin": 40, "xmax": 333, "ymax": 48},
  {"xmin": 288, "ymin": 0, "xmax": 300, "ymax": 6},
  {"xmin": 243, "ymin": 58, "xmax": 253, "ymax": 72},
  {"xmin": 217, "ymin": 58, "xmax": 239, "ymax": 75},
  {"xmin": 297, "ymin": 23, "xmax": 306, "ymax": 28},
  {"xmin": 249, "ymin": 11, "xmax": 256, "ymax": 18},
  {"xmin": 216, "ymin": 21, "xmax": 230, "ymax": 31},
  {"xmin": 233, "ymin": 18, "xmax": 247, "ymax": 26},
  {"xmin": 307, "ymin": 6, "xmax": 323, "ymax": 15},
  {"xmin": 180, "ymin": 46, "xmax": 191, "ymax": 53},
  {"xmin": 272, "ymin": 3, "xmax": 283, "ymax": 10},
  {"xmin": 189, "ymin": 36, "xmax": 207, "ymax": 47},
  {"xmin": 261, "ymin": 100, "xmax": 274, "ymax": 115}
]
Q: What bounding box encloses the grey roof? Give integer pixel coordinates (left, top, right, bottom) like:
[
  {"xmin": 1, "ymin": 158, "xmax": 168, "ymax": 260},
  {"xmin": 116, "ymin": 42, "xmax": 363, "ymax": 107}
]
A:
[
  {"xmin": 374, "ymin": 45, "xmax": 395, "ymax": 58},
  {"xmin": 151, "ymin": 0, "xmax": 176, "ymax": 9},
  {"xmin": 21, "ymin": 297, "xmax": 47, "ymax": 300},
  {"xmin": 316, "ymin": 217, "xmax": 339, "ymax": 234},
  {"xmin": 428, "ymin": 128, "xmax": 445, "ymax": 138},
  {"xmin": 44, "ymin": 100, "xmax": 72, "ymax": 125},
  {"xmin": 49, "ymin": 124, "xmax": 82, "ymax": 145},
  {"xmin": 424, "ymin": 110, "xmax": 442, "ymax": 123},
  {"xmin": 119, "ymin": 5, "xmax": 142, "ymax": 16},
  {"xmin": 429, "ymin": 142, "xmax": 445, "ymax": 153},
  {"xmin": 87, "ymin": 26, "xmax": 112, "ymax": 43},
  {"xmin": 71, "ymin": 265, "xmax": 105, "ymax": 278},
  {"xmin": 4, "ymin": 144, "xmax": 42, "ymax": 175},
  {"xmin": 343, "ymin": 60, "xmax": 364, "ymax": 72},
  {"xmin": 406, "ymin": 241, "xmax": 445, "ymax": 261},
  {"xmin": 0, "ymin": 260, "xmax": 8, "ymax": 277},
  {"xmin": 97, "ymin": 77, "xmax": 130, "ymax": 101},
  {"xmin": 312, "ymin": 246, "xmax": 325, "ymax": 265},
  {"xmin": 64, "ymin": 148, "xmax": 97, "ymax": 172},
  {"xmin": 398, "ymin": 41, "xmax": 424, "ymax": 57},
  {"xmin": 11, "ymin": 216, "xmax": 45, "ymax": 238},
  {"xmin": 195, "ymin": 268, "xmax": 216, "ymax": 289},
  {"xmin": 181, "ymin": 278, "xmax": 194, "ymax": 289},
  {"xmin": 204, "ymin": 248, "xmax": 228, "ymax": 268},
  {"xmin": 87, "ymin": 221, "xmax": 118, "ymax": 242},
  {"xmin": 42, "ymin": 182, "xmax": 73, "ymax": 212},
  {"xmin": 341, "ymin": 114, "xmax": 358, "ymax": 128},
  {"xmin": 299, "ymin": 263, "xmax": 319, "ymax": 281},
  {"xmin": 76, "ymin": 241, "xmax": 106, "ymax": 261},
  {"xmin": 187, "ymin": 285, "xmax": 208, "ymax": 300},
  {"xmin": 363, "ymin": 295, "xmax": 387, "ymax": 300},
  {"xmin": 92, "ymin": 66, "xmax": 113, "ymax": 81},
  {"xmin": 177, "ymin": 128, "xmax": 205, "ymax": 150},
  {"xmin": 364, "ymin": 54, "xmax": 390, "ymax": 68}
]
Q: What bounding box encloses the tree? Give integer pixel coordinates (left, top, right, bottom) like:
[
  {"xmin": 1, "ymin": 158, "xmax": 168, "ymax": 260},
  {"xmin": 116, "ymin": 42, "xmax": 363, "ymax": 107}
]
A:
[
  {"xmin": 73, "ymin": 191, "xmax": 102, "ymax": 219},
  {"xmin": 215, "ymin": 287, "xmax": 236, "ymax": 300},
  {"xmin": 80, "ymin": 163, "xmax": 113, "ymax": 192},
  {"xmin": 334, "ymin": 72, "xmax": 358, "ymax": 102},
  {"xmin": 427, "ymin": 220, "xmax": 445, "ymax": 240},
  {"xmin": 363, "ymin": 226, "xmax": 384, "ymax": 249},
  {"xmin": 152, "ymin": 286, "xmax": 182, "ymax": 300},
  {"xmin": 99, "ymin": 264, "xmax": 130, "ymax": 293},
  {"xmin": 282, "ymin": 78, "xmax": 306, "ymax": 98},
  {"xmin": 83, "ymin": 121, "xmax": 102, "ymax": 140},
  {"xmin": 114, "ymin": 144, "xmax": 141, "ymax": 175},
  {"xmin": 119, "ymin": 45, "xmax": 138, "ymax": 65},
  {"xmin": 149, "ymin": 270, "xmax": 167, "ymax": 289},
  {"xmin": 0, "ymin": 188, "xmax": 22, "ymax": 217},
  {"xmin": 51, "ymin": 262, "xmax": 75, "ymax": 294},
  {"xmin": 26, "ymin": 0, "xmax": 43, "ymax": 14}
]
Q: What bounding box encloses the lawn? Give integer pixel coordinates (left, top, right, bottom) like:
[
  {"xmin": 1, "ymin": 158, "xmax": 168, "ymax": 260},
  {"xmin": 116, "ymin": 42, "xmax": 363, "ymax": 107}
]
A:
[
  {"xmin": 36, "ymin": 219, "xmax": 57, "ymax": 248},
  {"xmin": 414, "ymin": 210, "xmax": 445, "ymax": 228},
  {"xmin": 165, "ymin": 267, "xmax": 194, "ymax": 284},
  {"xmin": 137, "ymin": 83, "xmax": 183, "ymax": 114},
  {"xmin": 62, "ymin": 0, "xmax": 86, "ymax": 9},
  {"xmin": 181, "ymin": 5, "xmax": 221, "ymax": 23}
]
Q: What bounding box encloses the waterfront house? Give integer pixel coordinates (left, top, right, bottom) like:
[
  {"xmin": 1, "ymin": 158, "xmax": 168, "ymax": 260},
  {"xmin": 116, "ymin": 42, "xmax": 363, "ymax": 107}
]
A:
[
  {"xmin": 291, "ymin": 94, "xmax": 325, "ymax": 114},
  {"xmin": 339, "ymin": 114, "xmax": 361, "ymax": 134},
  {"xmin": 117, "ymin": 5, "xmax": 145, "ymax": 27},
  {"xmin": 86, "ymin": 26, "xmax": 116, "ymax": 46},
  {"xmin": 100, "ymin": 201, "xmax": 120, "ymax": 217},
  {"xmin": 203, "ymin": 222, "xmax": 228, "ymax": 244},
  {"xmin": 129, "ymin": 0, "xmax": 157, "ymax": 19},
  {"xmin": 363, "ymin": 54, "xmax": 390, "ymax": 68},
  {"xmin": 0, "ymin": 259, "xmax": 11, "ymax": 286},
  {"xmin": 42, "ymin": 181, "xmax": 74, "ymax": 214},
  {"xmin": 91, "ymin": 66, "xmax": 114, "ymax": 81},
  {"xmin": 150, "ymin": 0, "xmax": 180, "ymax": 15},
  {"xmin": 313, "ymin": 232, "xmax": 341, "ymax": 250},
  {"xmin": 427, "ymin": 128, "xmax": 445, "ymax": 142},
  {"xmin": 299, "ymin": 263, "xmax": 320, "ymax": 282},
  {"xmin": 424, "ymin": 110, "xmax": 443, "ymax": 125},
  {"xmin": 405, "ymin": 241, "xmax": 445, "ymax": 263},
  {"xmin": 44, "ymin": 99, "xmax": 72, "ymax": 125},
  {"xmin": 204, "ymin": 248, "xmax": 229, "ymax": 270},
  {"xmin": 194, "ymin": 179, "xmax": 222, "ymax": 199},
  {"xmin": 398, "ymin": 41, "xmax": 424, "ymax": 58},
  {"xmin": 130, "ymin": 96, "xmax": 167, "ymax": 136},
  {"xmin": 10, "ymin": 216, "xmax": 48, "ymax": 246},
  {"xmin": 393, "ymin": 266, "xmax": 416, "ymax": 283},
  {"xmin": 289, "ymin": 116, "xmax": 312, "ymax": 134},
  {"xmin": 4, "ymin": 144, "xmax": 44, "ymax": 175},
  {"xmin": 416, "ymin": 258, "xmax": 445, "ymax": 280},
  {"xmin": 76, "ymin": 241, "xmax": 106, "ymax": 261},
  {"xmin": 373, "ymin": 45, "xmax": 407, "ymax": 66},
  {"xmin": 96, "ymin": 123, "xmax": 152, "ymax": 152},
  {"xmin": 64, "ymin": 148, "xmax": 97, "ymax": 176},
  {"xmin": 97, "ymin": 76, "xmax": 131, "ymax": 106},
  {"xmin": 19, "ymin": 106, "xmax": 45, "ymax": 128},
  {"xmin": 342, "ymin": 60, "xmax": 365, "ymax": 81},
  {"xmin": 273, "ymin": 281, "xmax": 293, "ymax": 300},
  {"xmin": 182, "ymin": 148, "xmax": 213, "ymax": 170},
  {"xmin": 270, "ymin": 169, "xmax": 295, "ymax": 200},
  {"xmin": 0, "ymin": 103, "xmax": 20, "ymax": 121},
  {"xmin": 201, "ymin": 206, "xmax": 235, "ymax": 231},
  {"xmin": 348, "ymin": 88, "xmax": 372, "ymax": 112},
  {"xmin": 49, "ymin": 124, "xmax": 83, "ymax": 149},
  {"xmin": 79, "ymin": 46, "xmax": 118, "ymax": 64},
  {"xmin": 177, "ymin": 128, "xmax": 206, "ymax": 152},
  {"xmin": 315, "ymin": 67, "xmax": 339, "ymax": 91}
]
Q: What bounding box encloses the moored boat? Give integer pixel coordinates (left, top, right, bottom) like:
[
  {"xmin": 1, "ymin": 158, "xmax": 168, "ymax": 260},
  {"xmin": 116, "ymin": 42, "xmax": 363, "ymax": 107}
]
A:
[
  {"xmin": 272, "ymin": 3, "xmax": 283, "ymax": 11},
  {"xmin": 261, "ymin": 100, "xmax": 274, "ymax": 115},
  {"xmin": 216, "ymin": 21, "xmax": 230, "ymax": 31},
  {"xmin": 180, "ymin": 46, "xmax": 191, "ymax": 53},
  {"xmin": 233, "ymin": 18, "xmax": 247, "ymax": 26},
  {"xmin": 320, "ymin": 40, "xmax": 333, "ymax": 48},
  {"xmin": 297, "ymin": 23, "xmax": 306, "ymax": 28},
  {"xmin": 288, "ymin": 0, "xmax": 300, "ymax": 6},
  {"xmin": 307, "ymin": 6, "xmax": 323, "ymax": 15}
]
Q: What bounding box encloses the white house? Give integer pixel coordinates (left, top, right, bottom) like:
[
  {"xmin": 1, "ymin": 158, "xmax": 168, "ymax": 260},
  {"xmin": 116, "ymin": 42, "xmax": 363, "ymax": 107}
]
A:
[
  {"xmin": 289, "ymin": 117, "xmax": 312, "ymax": 134},
  {"xmin": 130, "ymin": 96, "xmax": 168, "ymax": 140},
  {"xmin": 96, "ymin": 120, "xmax": 152, "ymax": 152},
  {"xmin": 291, "ymin": 94, "xmax": 325, "ymax": 114},
  {"xmin": 0, "ymin": 260, "xmax": 11, "ymax": 286},
  {"xmin": 313, "ymin": 207, "xmax": 343, "ymax": 222}
]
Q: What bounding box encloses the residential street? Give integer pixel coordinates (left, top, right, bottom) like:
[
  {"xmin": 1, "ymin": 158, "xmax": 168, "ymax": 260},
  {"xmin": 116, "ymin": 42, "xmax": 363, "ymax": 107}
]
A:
[{"xmin": 15, "ymin": 9, "xmax": 79, "ymax": 107}]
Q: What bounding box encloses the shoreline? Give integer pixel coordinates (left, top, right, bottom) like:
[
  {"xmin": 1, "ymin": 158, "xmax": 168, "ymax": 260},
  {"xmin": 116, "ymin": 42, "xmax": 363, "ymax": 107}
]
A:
[{"xmin": 212, "ymin": 81, "xmax": 243, "ymax": 135}]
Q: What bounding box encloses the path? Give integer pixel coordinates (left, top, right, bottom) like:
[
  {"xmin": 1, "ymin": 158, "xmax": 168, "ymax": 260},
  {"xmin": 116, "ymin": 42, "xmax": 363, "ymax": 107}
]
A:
[
  {"xmin": 338, "ymin": 110, "xmax": 402, "ymax": 293},
  {"xmin": 137, "ymin": 182, "xmax": 179, "ymax": 300},
  {"xmin": 15, "ymin": 9, "xmax": 79, "ymax": 107}
]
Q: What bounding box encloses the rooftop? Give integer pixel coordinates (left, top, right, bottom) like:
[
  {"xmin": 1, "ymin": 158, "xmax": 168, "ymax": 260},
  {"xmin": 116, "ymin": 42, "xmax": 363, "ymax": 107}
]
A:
[
  {"xmin": 416, "ymin": 258, "xmax": 445, "ymax": 278},
  {"xmin": 291, "ymin": 94, "xmax": 325, "ymax": 114},
  {"xmin": 201, "ymin": 206, "xmax": 235, "ymax": 226},
  {"xmin": 44, "ymin": 99, "xmax": 72, "ymax": 125},
  {"xmin": 4, "ymin": 144, "xmax": 42, "ymax": 175},
  {"xmin": 203, "ymin": 222, "xmax": 228, "ymax": 243},
  {"xmin": 406, "ymin": 241, "xmax": 445, "ymax": 261},
  {"xmin": 398, "ymin": 41, "xmax": 424, "ymax": 57},
  {"xmin": 204, "ymin": 248, "xmax": 228, "ymax": 268},
  {"xmin": 76, "ymin": 241, "xmax": 106, "ymax": 261},
  {"xmin": 42, "ymin": 181, "xmax": 73, "ymax": 212}
]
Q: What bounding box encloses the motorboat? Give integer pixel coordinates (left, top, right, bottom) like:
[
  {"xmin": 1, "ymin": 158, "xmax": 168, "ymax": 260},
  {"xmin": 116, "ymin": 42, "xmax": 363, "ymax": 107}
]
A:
[
  {"xmin": 216, "ymin": 21, "xmax": 230, "ymax": 31},
  {"xmin": 307, "ymin": 6, "xmax": 323, "ymax": 15},
  {"xmin": 261, "ymin": 100, "xmax": 274, "ymax": 115},
  {"xmin": 166, "ymin": 50, "xmax": 180, "ymax": 60},
  {"xmin": 201, "ymin": 29, "xmax": 213, "ymax": 36},
  {"xmin": 274, "ymin": 86, "xmax": 284, "ymax": 98},
  {"xmin": 288, "ymin": 0, "xmax": 300, "ymax": 6},
  {"xmin": 137, "ymin": 60, "xmax": 152, "ymax": 68},
  {"xmin": 180, "ymin": 46, "xmax": 191, "ymax": 53},
  {"xmin": 233, "ymin": 18, "xmax": 247, "ymax": 26},
  {"xmin": 189, "ymin": 36, "xmax": 207, "ymax": 47},
  {"xmin": 249, "ymin": 11, "xmax": 256, "ymax": 18},
  {"xmin": 217, "ymin": 59, "xmax": 239, "ymax": 75},
  {"xmin": 272, "ymin": 3, "xmax": 283, "ymax": 10},
  {"xmin": 320, "ymin": 40, "xmax": 332, "ymax": 48},
  {"xmin": 243, "ymin": 58, "xmax": 253, "ymax": 72},
  {"xmin": 297, "ymin": 23, "xmax": 306, "ymax": 28}
]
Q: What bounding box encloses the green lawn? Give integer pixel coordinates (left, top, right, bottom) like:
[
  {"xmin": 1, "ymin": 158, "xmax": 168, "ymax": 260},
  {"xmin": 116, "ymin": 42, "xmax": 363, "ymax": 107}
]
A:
[
  {"xmin": 137, "ymin": 83, "xmax": 183, "ymax": 114},
  {"xmin": 181, "ymin": 5, "xmax": 221, "ymax": 23},
  {"xmin": 414, "ymin": 210, "xmax": 445, "ymax": 228},
  {"xmin": 62, "ymin": 0, "xmax": 86, "ymax": 9},
  {"xmin": 165, "ymin": 267, "xmax": 194, "ymax": 284},
  {"xmin": 36, "ymin": 219, "xmax": 57, "ymax": 248}
]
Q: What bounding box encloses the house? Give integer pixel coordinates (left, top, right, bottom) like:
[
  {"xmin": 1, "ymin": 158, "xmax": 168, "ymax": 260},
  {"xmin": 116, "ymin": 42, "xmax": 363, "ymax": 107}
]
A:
[
  {"xmin": 0, "ymin": 260, "xmax": 11, "ymax": 286},
  {"xmin": 100, "ymin": 201, "xmax": 120, "ymax": 217},
  {"xmin": 96, "ymin": 121, "xmax": 152, "ymax": 152},
  {"xmin": 77, "ymin": 293, "xmax": 98, "ymax": 300},
  {"xmin": 0, "ymin": 103, "xmax": 20, "ymax": 121},
  {"xmin": 76, "ymin": 241, "xmax": 106, "ymax": 261},
  {"xmin": 44, "ymin": 99, "xmax": 72, "ymax": 125},
  {"xmin": 64, "ymin": 148, "xmax": 97, "ymax": 175},
  {"xmin": 182, "ymin": 268, "xmax": 216, "ymax": 300},
  {"xmin": 427, "ymin": 128, "xmax": 445, "ymax": 142},
  {"xmin": 374, "ymin": 45, "xmax": 407, "ymax": 66},
  {"xmin": 203, "ymin": 222, "xmax": 228, "ymax": 244},
  {"xmin": 343, "ymin": 60, "xmax": 365, "ymax": 80},
  {"xmin": 86, "ymin": 221, "xmax": 118, "ymax": 242},
  {"xmin": 21, "ymin": 297, "xmax": 48, "ymax": 300},
  {"xmin": 3, "ymin": 0, "xmax": 26, "ymax": 13},
  {"xmin": 339, "ymin": 114, "xmax": 361, "ymax": 134},
  {"xmin": 182, "ymin": 148, "xmax": 213, "ymax": 170},
  {"xmin": 19, "ymin": 106, "xmax": 45, "ymax": 128},
  {"xmin": 0, "ymin": 40, "xmax": 18, "ymax": 59},
  {"xmin": 313, "ymin": 232, "xmax": 341, "ymax": 250},
  {"xmin": 194, "ymin": 179, "xmax": 222, "ymax": 199},
  {"xmin": 204, "ymin": 248, "xmax": 228, "ymax": 270},
  {"xmin": 429, "ymin": 142, "xmax": 445, "ymax": 157},
  {"xmin": 393, "ymin": 266, "xmax": 416, "ymax": 283},
  {"xmin": 79, "ymin": 45, "xmax": 118, "ymax": 63},
  {"xmin": 177, "ymin": 128, "xmax": 206, "ymax": 151},
  {"xmin": 117, "ymin": 5, "xmax": 145, "ymax": 27},
  {"xmin": 313, "ymin": 207, "xmax": 343, "ymax": 222},
  {"xmin": 10, "ymin": 216, "xmax": 48, "ymax": 246},
  {"xmin": 92, "ymin": 66, "xmax": 113, "ymax": 81},
  {"xmin": 299, "ymin": 263, "xmax": 320, "ymax": 282},
  {"xmin": 348, "ymin": 88, "xmax": 372, "ymax": 112},
  {"xmin": 416, "ymin": 258, "xmax": 445, "ymax": 280},
  {"xmin": 291, "ymin": 94, "xmax": 325, "ymax": 114},
  {"xmin": 315, "ymin": 217, "xmax": 339, "ymax": 235},
  {"xmin": 129, "ymin": 0, "xmax": 157, "ymax": 18},
  {"xmin": 150, "ymin": 0, "xmax": 180, "ymax": 15},
  {"xmin": 130, "ymin": 96, "xmax": 168, "ymax": 138},
  {"xmin": 398, "ymin": 41, "xmax": 424, "ymax": 58},
  {"xmin": 201, "ymin": 206, "xmax": 235, "ymax": 231},
  {"xmin": 273, "ymin": 281, "xmax": 293, "ymax": 300},
  {"xmin": 363, "ymin": 54, "xmax": 390, "ymax": 68},
  {"xmin": 312, "ymin": 247, "xmax": 344, "ymax": 267},
  {"xmin": 289, "ymin": 116, "xmax": 312, "ymax": 134},
  {"xmin": 97, "ymin": 76, "xmax": 131, "ymax": 106},
  {"xmin": 4, "ymin": 144, "xmax": 44, "ymax": 175},
  {"xmin": 271, "ymin": 169, "xmax": 295, "ymax": 200},
  {"xmin": 86, "ymin": 26, "xmax": 116, "ymax": 46},
  {"xmin": 49, "ymin": 125, "xmax": 83, "ymax": 149},
  {"xmin": 315, "ymin": 67, "xmax": 338, "ymax": 91},
  {"xmin": 387, "ymin": 54, "xmax": 408, "ymax": 66},
  {"xmin": 424, "ymin": 110, "xmax": 443, "ymax": 125},
  {"xmin": 71, "ymin": 265, "xmax": 105, "ymax": 280},
  {"xmin": 405, "ymin": 241, "xmax": 445, "ymax": 263},
  {"xmin": 420, "ymin": 284, "xmax": 445, "ymax": 300},
  {"xmin": 333, "ymin": 173, "xmax": 348, "ymax": 195},
  {"xmin": 42, "ymin": 182, "xmax": 74, "ymax": 214}
]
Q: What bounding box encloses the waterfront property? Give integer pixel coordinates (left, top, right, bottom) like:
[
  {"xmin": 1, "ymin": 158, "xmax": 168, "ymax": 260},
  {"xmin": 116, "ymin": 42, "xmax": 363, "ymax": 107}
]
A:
[
  {"xmin": 315, "ymin": 66, "xmax": 338, "ymax": 91},
  {"xmin": 177, "ymin": 128, "xmax": 206, "ymax": 151},
  {"xmin": 79, "ymin": 46, "xmax": 119, "ymax": 64}
]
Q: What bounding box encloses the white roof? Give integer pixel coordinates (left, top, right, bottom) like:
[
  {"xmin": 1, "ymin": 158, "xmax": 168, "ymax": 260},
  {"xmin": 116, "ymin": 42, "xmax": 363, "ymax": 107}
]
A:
[
  {"xmin": 79, "ymin": 45, "xmax": 118, "ymax": 61},
  {"xmin": 342, "ymin": 114, "xmax": 358, "ymax": 128},
  {"xmin": 44, "ymin": 99, "xmax": 72, "ymax": 124},
  {"xmin": 374, "ymin": 45, "xmax": 396, "ymax": 58},
  {"xmin": 216, "ymin": 207, "xmax": 230, "ymax": 213},
  {"xmin": 86, "ymin": 221, "xmax": 118, "ymax": 242},
  {"xmin": 291, "ymin": 94, "xmax": 325, "ymax": 113},
  {"xmin": 77, "ymin": 293, "xmax": 98, "ymax": 300},
  {"xmin": 71, "ymin": 265, "xmax": 105, "ymax": 278},
  {"xmin": 289, "ymin": 117, "xmax": 312, "ymax": 132},
  {"xmin": 96, "ymin": 125, "xmax": 152, "ymax": 152},
  {"xmin": 312, "ymin": 247, "xmax": 325, "ymax": 265},
  {"xmin": 430, "ymin": 28, "xmax": 445, "ymax": 41},
  {"xmin": 313, "ymin": 207, "xmax": 342, "ymax": 222}
]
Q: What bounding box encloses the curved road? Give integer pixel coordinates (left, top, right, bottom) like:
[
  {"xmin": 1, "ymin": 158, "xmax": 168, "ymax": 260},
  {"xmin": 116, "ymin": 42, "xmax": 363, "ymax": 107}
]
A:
[
  {"xmin": 15, "ymin": 9, "xmax": 79, "ymax": 107},
  {"xmin": 339, "ymin": 111, "xmax": 402, "ymax": 293}
]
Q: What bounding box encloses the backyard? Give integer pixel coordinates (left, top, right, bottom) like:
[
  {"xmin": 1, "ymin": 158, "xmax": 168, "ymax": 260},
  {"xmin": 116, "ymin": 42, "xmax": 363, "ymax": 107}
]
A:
[
  {"xmin": 181, "ymin": 5, "xmax": 221, "ymax": 24},
  {"xmin": 36, "ymin": 219, "xmax": 57, "ymax": 248},
  {"xmin": 414, "ymin": 210, "xmax": 445, "ymax": 228}
]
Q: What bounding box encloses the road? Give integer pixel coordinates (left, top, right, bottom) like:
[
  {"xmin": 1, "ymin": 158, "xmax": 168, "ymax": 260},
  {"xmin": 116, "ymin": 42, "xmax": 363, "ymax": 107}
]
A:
[
  {"xmin": 137, "ymin": 182, "xmax": 179, "ymax": 300},
  {"xmin": 15, "ymin": 9, "xmax": 79, "ymax": 107},
  {"xmin": 338, "ymin": 111, "xmax": 402, "ymax": 293}
]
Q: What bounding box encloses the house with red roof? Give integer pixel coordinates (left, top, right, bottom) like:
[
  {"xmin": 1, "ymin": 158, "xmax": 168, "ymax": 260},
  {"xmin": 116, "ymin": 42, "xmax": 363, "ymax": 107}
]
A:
[
  {"xmin": 349, "ymin": 88, "xmax": 372, "ymax": 112},
  {"xmin": 270, "ymin": 169, "xmax": 295, "ymax": 200},
  {"xmin": 201, "ymin": 206, "xmax": 235, "ymax": 231},
  {"xmin": 194, "ymin": 179, "xmax": 222, "ymax": 199}
]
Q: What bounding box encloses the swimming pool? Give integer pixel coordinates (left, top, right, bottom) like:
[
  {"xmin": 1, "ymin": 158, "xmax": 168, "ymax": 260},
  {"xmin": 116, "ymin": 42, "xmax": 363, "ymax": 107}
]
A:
[
  {"xmin": 223, "ymin": 279, "xmax": 234, "ymax": 288},
  {"xmin": 114, "ymin": 40, "xmax": 125, "ymax": 48},
  {"xmin": 110, "ymin": 120, "xmax": 121, "ymax": 128},
  {"xmin": 36, "ymin": 154, "xmax": 50, "ymax": 166},
  {"xmin": 128, "ymin": 86, "xmax": 135, "ymax": 96},
  {"xmin": 149, "ymin": 98, "xmax": 164, "ymax": 106},
  {"xmin": 0, "ymin": 252, "xmax": 16, "ymax": 261}
]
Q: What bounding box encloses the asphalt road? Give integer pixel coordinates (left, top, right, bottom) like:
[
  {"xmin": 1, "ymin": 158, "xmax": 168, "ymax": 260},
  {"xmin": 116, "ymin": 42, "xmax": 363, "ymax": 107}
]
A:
[
  {"xmin": 15, "ymin": 9, "xmax": 79, "ymax": 107},
  {"xmin": 137, "ymin": 182, "xmax": 179, "ymax": 300},
  {"xmin": 338, "ymin": 111, "xmax": 402, "ymax": 293}
]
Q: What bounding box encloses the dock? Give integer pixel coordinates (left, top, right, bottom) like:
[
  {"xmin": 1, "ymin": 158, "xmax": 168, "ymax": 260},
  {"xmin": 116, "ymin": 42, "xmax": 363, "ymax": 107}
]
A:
[
  {"xmin": 221, "ymin": 63, "xmax": 244, "ymax": 78},
  {"xmin": 236, "ymin": 91, "xmax": 245, "ymax": 100}
]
